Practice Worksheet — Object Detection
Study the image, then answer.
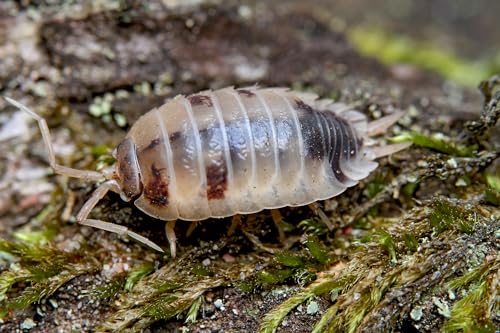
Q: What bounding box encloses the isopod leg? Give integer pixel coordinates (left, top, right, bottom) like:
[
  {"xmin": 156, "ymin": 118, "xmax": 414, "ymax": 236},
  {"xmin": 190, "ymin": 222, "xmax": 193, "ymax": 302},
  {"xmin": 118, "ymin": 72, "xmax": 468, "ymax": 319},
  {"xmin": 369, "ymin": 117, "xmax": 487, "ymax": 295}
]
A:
[
  {"xmin": 4, "ymin": 97, "xmax": 104, "ymax": 181},
  {"xmin": 228, "ymin": 214, "xmax": 241, "ymax": 235},
  {"xmin": 76, "ymin": 180, "xmax": 164, "ymax": 253},
  {"xmin": 270, "ymin": 209, "xmax": 286, "ymax": 243},
  {"xmin": 186, "ymin": 221, "xmax": 198, "ymax": 237},
  {"xmin": 82, "ymin": 219, "xmax": 164, "ymax": 253},
  {"xmin": 308, "ymin": 203, "xmax": 334, "ymax": 231},
  {"xmin": 165, "ymin": 220, "xmax": 177, "ymax": 258}
]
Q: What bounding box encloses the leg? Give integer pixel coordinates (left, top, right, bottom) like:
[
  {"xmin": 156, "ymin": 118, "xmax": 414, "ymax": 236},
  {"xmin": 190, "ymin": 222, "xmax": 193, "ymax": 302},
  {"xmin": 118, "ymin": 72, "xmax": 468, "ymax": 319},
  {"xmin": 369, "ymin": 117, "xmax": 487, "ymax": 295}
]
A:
[
  {"xmin": 270, "ymin": 209, "xmax": 286, "ymax": 243},
  {"xmin": 308, "ymin": 203, "xmax": 334, "ymax": 231},
  {"xmin": 228, "ymin": 214, "xmax": 241, "ymax": 235},
  {"xmin": 186, "ymin": 221, "xmax": 198, "ymax": 237},
  {"xmin": 165, "ymin": 221, "xmax": 177, "ymax": 258},
  {"xmin": 77, "ymin": 180, "xmax": 164, "ymax": 253},
  {"xmin": 4, "ymin": 97, "xmax": 104, "ymax": 181}
]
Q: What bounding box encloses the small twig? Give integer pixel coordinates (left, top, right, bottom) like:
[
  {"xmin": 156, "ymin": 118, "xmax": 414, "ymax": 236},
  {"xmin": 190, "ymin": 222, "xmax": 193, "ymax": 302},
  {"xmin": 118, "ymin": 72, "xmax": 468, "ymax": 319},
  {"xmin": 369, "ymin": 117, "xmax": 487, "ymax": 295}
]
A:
[
  {"xmin": 466, "ymin": 75, "xmax": 500, "ymax": 138},
  {"xmin": 345, "ymin": 151, "xmax": 499, "ymax": 225}
]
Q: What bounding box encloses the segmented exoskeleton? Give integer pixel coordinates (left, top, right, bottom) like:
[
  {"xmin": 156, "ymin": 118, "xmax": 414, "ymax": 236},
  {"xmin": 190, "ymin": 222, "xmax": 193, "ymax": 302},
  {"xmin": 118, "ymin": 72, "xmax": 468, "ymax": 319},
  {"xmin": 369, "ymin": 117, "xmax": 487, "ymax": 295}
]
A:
[{"xmin": 5, "ymin": 87, "xmax": 409, "ymax": 256}]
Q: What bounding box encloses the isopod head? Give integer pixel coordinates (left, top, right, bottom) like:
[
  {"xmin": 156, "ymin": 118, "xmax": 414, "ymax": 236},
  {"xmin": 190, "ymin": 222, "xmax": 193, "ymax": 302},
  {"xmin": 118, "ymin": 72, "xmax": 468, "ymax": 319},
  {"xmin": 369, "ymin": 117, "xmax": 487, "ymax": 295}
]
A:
[{"xmin": 114, "ymin": 138, "xmax": 142, "ymax": 202}]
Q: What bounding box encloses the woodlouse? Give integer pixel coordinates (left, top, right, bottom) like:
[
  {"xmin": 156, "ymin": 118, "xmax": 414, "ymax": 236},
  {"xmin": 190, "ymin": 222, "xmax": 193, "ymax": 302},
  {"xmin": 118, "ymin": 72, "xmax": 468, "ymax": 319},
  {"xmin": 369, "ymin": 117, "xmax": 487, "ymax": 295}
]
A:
[{"xmin": 5, "ymin": 87, "xmax": 409, "ymax": 256}]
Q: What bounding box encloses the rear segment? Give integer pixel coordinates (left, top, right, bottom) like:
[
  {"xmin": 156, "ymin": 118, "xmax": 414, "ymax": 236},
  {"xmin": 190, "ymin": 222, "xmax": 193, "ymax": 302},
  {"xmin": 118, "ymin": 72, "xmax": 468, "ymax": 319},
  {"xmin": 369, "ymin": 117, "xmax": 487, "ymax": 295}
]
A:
[{"xmin": 126, "ymin": 87, "xmax": 405, "ymax": 221}]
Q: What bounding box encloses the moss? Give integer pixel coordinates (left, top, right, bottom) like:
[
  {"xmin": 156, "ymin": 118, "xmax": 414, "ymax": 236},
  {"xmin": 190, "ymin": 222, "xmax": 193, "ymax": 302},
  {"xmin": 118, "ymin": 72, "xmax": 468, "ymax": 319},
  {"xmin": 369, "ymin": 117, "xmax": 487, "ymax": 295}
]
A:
[
  {"xmin": 0, "ymin": 239, "xmax": 100, "ymax": 318},
  {"xmin": 297, "ymin": 218, "xmax": 329, "ymax": 236},
  {"xmin": 391, "ymin": 132, "xmax": 477, "ymax": 157},
  {"xmin": 363, "ymin": 174, "xmax": 387, "ymax": 199},
  {"xmin": 259, "ymin": 275, "xmax": 354, "ymax": 333},
  {"xmin": 258, "ymin": 269, "xmax": 294, "ymax": 285},
  {"xmin": 485, "ymin": 188, "xmax": 500, "ymax": 206},
  {"xmin": 443, "ymin": 281, "xmax": 496, "ymax": 332},
  {"xmin": 486, "ymin": 173, "xmax": 500, "ymax": 192},
  {"xmin": 12, "ymin": 227, "xmax": 58, "ymax": 245},
  {"xmin": 348, "ymin": 27, "xmax": 497, "ymax": 87},
  {"xmin": 305, "ymin": 236, "xmax": 331, "ymax": 264},
  {"xmin": 185, "ymin": 296, "xmax": 203, "ymax": 324},
  {"xmin": 100, "ymin": 275, "xmax": 228, "ymax": 331},
  {"xmin": 276, "ymin": 252, "xmax": 305, "ymax": 268},
  {"xmin": 376, "ymin": 230, "xmax": 397, "ymax": 263},
  {"xmin": 90, "ymin": 274, "xmax": 127, "ymax": 300},
  {"xmin": 429, "ymin": 199, "xmax": 476, "ymax": 234},
  {"xmin": 403, "ymin": 232, "xmax": 419, "ymax": 252},
  {"xmin": 124, "ymin": 262, "xmax": 155, "ymax": 291}
]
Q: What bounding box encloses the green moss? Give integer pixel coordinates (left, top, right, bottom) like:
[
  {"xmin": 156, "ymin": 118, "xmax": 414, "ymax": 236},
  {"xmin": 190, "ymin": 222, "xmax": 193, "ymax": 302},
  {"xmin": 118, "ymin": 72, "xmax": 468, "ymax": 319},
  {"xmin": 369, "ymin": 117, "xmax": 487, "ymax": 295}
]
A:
[
  {"xmin": 185, "ymin": 296, "xmax": 203, "ymax": 324},
  {"xmin": 429, "ymin": 200, "xmax": 475, "ymax": 234},
  {"xmin": 101, "ymin": 275, "xmax": 227, "ymax": 331},
  {"xmin": 259, "ymin": 275, "xmax": 354, "ymax": 333},
  {"xmin": 355, "ymin": 276, "xmax": 397, "ymax": 332},
  {"xmin": 447, "ymin": 258, "xmax": 497, "ymax": 292},
  {"xmin": 485, "ymin": 188, "xmax": 500, "ymax": 206},
  {"xmin": 377, "ymin": 230, "xmax": 397, "ymax": 263},
  {"xmin": 305, "ymin": 236, "xmax": 330, "ymax": 264},
  {"xmin": 276, "ymin": 252, "xmax": 304, "ymax": 268},
  {"xmin": 90, "ymin": 144, "xmax": 112, "ymax": 157},
  {"xmin": 191, "ymin": 263, "xmax": 213, "ymax": 277},
  {"xmin": 12, "ymin": 227, "xmax": 58, "ymax": 244},
  {"xmin": 391, "ymin": 132, "xmax": 477, "ymax": 157},
  {"xmin": 0, "ymin": 239, "xmax": 100, "ymax": 317},
  {"xmin": 90, "ymin": 274, "xmax": 127, "ymax": 300},
  {"xmin": 348, "ymin": 27, "xmax": 496, "ymax": 87},
  {"xmin": 403, "ymin": 233, "xmax": 419, "ymax": 252},
  {"xmin": 443, "ymin": 256, "xmax": 500, "ymax": 332},
  {"xmin": 364, "ymin": 175, "xmax": 386, "ymax": 199},
  {"xmin": 485, "ymin": 173, "xmax": 500, "ymax": 192},
  {"xmin": 125, "ymin": 262, "xmax": 155, "ymax": 291},
  {"xmin": 297, "ymin": 218, "xmax": 328, "ymax": 236},
  {"xmin": 258, "ymin": 269, "xmax": 293, "ymax": 285},
  {"xmin": 443, "ymin": 282, "xmax": 495, "ymax": 332}
]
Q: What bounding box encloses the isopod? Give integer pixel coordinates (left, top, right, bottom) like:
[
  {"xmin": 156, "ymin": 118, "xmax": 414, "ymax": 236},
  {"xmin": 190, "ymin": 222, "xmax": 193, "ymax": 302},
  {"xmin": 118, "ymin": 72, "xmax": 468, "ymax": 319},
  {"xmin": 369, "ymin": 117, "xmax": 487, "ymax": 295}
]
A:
[{"xmin": 5, "ymin": 87, "xmax": 409, "ymax": 256}]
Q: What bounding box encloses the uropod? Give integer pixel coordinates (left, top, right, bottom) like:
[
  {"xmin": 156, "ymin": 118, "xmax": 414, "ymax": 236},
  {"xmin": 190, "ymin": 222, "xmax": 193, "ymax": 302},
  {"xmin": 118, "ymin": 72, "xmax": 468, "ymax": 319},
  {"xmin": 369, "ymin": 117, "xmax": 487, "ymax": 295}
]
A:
[{"xmin": 5, "ymin": 87, "xmax": 410, "ymax": 256}]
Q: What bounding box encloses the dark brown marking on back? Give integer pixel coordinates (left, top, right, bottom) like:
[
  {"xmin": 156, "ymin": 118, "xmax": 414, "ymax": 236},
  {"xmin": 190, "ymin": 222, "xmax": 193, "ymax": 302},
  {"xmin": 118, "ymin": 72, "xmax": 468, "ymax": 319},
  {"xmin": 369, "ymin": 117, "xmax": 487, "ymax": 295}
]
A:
[
  {"xmin": 323, "ymin": 113, "xmax": 350, "ymax": 183},
  {"xmin": 237, "ymin": 89, "xmax": 255, "ymax": 97},
  {"xmin": 206, "ymin": 162, "xmax": 227, "ymax": 200},
  {"xmin": 169, "ymin": 131, "xmax": 182, "ymax": 143},
  {"xmin": 144, "ymin": 164, "xmax": 169, "ymax": 206},
  {"xmin": 295, "ymin": 99, "xmax": 314, "ymax": 113},
  {"xmin": 299, "ymin": 111, "xmax": 327, "ymax": 161},
  {"xmin": 143, "ymin": 138, "xmax": 161, "ymax": 151},
  {"xmin": 188, "ymin": 94, "xmax": 213, "ymax": 107}
]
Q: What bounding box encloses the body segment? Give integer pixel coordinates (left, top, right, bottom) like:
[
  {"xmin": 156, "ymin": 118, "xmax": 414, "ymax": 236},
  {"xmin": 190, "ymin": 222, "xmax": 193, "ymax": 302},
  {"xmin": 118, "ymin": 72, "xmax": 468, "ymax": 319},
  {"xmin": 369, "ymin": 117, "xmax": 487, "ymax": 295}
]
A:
[{"xmin": 126, "ymin": 87, "xmax": 381, "ymax": 221}]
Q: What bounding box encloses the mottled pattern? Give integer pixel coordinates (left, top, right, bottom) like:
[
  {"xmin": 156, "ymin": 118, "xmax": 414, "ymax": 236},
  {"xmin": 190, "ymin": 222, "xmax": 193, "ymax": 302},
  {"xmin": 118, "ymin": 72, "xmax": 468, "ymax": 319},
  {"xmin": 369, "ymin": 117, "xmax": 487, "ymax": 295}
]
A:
[
  {"xmin": 122, "ymin": 87, "xmax": 379, "ymax": 221},
  {"xmin": 188, "ymin": 94, "xmax": 213, "ymax": 107},
  {"xmin": 143, "ymin": 164, "xmax": 169, "ymax": 206}
]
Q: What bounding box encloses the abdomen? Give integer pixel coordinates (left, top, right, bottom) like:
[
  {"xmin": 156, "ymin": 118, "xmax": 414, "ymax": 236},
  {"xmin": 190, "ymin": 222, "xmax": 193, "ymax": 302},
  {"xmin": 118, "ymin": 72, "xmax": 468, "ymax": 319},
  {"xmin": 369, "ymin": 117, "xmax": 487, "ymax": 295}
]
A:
[{"xmin": 126, "ymin": 87, "xmax": 378, "ymax": 221}]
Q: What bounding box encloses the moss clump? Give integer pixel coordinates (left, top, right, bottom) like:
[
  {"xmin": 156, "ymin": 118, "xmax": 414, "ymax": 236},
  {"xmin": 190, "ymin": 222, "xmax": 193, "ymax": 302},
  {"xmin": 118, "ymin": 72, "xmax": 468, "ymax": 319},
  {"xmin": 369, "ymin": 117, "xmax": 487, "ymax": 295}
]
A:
[
  {"xmin": 443, "ymin": 257, "xmax": 500, "ymax": 332},
  {"xmin": 376, "ymin": 230, "xmax": 397, "ymax": 263},
  {"xmin": 391, "ymin": 132, "xmax": 477, "ymax": 157},
  {"xmin": 259, "ymin": 276, "xmax": 355, "ymax": 333},
  {"xmin": 0, "ymin": 239, "xmax": 100, "ymax": 318},
  {"xmin": 348, "ymin": 27, "xmax": 497, "ymax": 87},
  {"xmin": 429, "ymin": 199, "xmax": 476, "ymax": 234},
  {"xmin": 305, "ymin": 235, "xmax": 331, "ymax": 264},
  {"xmin": 89, "ymin": 274, "xmax": 127, "ymax": 300},
  {"xmin": 486, "ymin": 173, "xmax": 500, "ymax": 192}
]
